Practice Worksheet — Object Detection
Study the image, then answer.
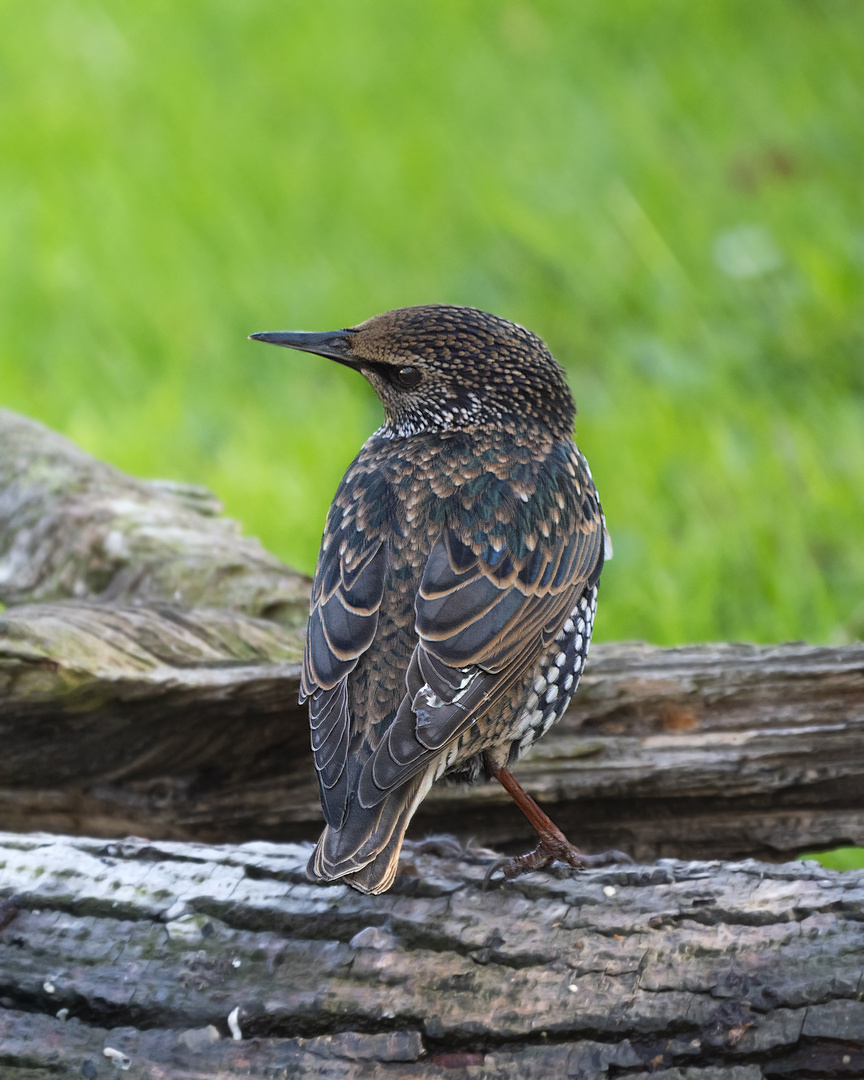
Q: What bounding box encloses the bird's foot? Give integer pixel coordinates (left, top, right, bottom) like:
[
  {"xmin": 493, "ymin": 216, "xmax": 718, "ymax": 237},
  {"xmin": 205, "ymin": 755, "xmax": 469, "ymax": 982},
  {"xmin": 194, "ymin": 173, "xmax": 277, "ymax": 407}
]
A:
[
  {"xmin": 483, "ymin": 833, "xmax": 583, "ymax": 889},
  {"xmin": 399, "ymin": 835, "xmax": 499, "ymax": 879},
  {"xmin": 483, "ymin": 836, "xmax": 632, "ymax": 889},
  {"xmin": 402, "ymin": 834, "xmax": 467, "ymax": 859},
  {"xmin": 480, "ymin": 756, "xmax": 633, "ymax": 888}
]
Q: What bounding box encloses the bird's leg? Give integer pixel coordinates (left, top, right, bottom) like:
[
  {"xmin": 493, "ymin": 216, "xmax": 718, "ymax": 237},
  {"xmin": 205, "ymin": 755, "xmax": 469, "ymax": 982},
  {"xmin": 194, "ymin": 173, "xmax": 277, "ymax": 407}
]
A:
[
  {"xmin": 483, "ymin": 755, "xmax": 630, "ymax": 887},
  {"xmin": 482, "ymin": 758, "xmax": 584, "ymax": 885}
]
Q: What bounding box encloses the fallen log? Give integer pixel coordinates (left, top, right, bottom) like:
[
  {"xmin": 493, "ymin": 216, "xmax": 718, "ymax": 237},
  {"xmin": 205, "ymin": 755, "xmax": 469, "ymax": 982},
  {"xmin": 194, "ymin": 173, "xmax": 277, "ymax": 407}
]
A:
[
  {"xmin": 2, "ymin": 405, "xmax": 862, "ymax": 861},
  {"xmin": 0, "ymin": 831, "xmax": 862, "ymax": 1078},
  {"xmin": 2, "ymin": 408, "xmax": 863, "ymax": 1078},
  {"xmin": 1, "ymin": 595, "xmax": 862, "ymax": 862},
  {"xmin": 0, "ymin": 408, "xmax": 309, "ymax": 624}
]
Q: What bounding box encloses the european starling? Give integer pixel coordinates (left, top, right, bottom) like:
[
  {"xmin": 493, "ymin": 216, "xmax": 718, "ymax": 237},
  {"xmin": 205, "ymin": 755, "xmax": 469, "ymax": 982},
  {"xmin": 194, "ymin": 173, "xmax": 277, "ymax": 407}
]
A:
[{"xmin": 251, "ymin": 305, "xmax": 613, "ymax": 895}]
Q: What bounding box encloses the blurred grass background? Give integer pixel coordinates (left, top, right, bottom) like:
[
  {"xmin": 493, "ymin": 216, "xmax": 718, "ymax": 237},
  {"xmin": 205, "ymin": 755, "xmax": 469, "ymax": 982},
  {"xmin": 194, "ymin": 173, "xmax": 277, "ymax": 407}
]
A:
[{"xmin": 1, "ymin": 0, "xmax": 862, "ymax": 649}]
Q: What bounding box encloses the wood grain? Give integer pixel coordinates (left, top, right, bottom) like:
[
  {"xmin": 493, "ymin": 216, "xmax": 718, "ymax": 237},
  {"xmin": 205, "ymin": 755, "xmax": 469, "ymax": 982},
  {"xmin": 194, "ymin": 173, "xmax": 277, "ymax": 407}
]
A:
[
  {"xmin": 1, "ymin": 596, "xmax": 862, "ymax": 863},
  {"xmin": 1, "ymin": 831, "xmax": 862, "ymax": 1078},
  {"xmin": 0, "ymin": 408, "xmax": 309, "ymax": 623}
]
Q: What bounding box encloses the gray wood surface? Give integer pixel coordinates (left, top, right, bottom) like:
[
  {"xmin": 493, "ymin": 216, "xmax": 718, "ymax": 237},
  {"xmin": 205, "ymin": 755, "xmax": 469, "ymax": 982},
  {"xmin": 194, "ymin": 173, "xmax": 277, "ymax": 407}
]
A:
[
  {"xmin": 2, "ymin": 404, "xmax": 862, "ymax": 864},
  {"xmin": 0, "ymin": 408, "xmax": 309, "ymax": 623},
  {"xmin": 1, "ymin": 831, "xmax": 862, "ymax": 1078},
  {"xmin": 2, "ymin": 593, "xmax": 862, "ymax": 863}
]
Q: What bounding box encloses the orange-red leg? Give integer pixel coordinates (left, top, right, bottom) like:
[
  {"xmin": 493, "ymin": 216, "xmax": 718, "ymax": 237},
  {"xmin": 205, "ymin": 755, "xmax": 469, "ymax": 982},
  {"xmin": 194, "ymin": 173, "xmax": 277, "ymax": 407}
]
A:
[{"xmin": 483, "ymin": 755, "xmax": 631, "ymax": 887}]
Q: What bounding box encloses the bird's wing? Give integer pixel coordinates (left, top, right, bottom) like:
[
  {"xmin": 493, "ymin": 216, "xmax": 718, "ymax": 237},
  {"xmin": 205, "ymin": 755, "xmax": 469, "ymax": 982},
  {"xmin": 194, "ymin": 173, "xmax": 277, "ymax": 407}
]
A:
[
  {"xmin": 302, "ymin": 527, "xmax": 388, "ymax": 828},
  {"xmin": 356, "ymin": 465, "xmax": 604, "ymax": 809}
]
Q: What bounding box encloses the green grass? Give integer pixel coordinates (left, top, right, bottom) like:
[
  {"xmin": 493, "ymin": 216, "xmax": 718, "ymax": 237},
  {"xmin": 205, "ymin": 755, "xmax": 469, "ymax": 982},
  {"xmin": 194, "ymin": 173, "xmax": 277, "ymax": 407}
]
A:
[
  {"xmin": 1, "ymin": 0, "xmax": 862, "ymax": 650},
  {"xmin": 801, "ymin": 848, "xmax": 864, "ymax": 873}
]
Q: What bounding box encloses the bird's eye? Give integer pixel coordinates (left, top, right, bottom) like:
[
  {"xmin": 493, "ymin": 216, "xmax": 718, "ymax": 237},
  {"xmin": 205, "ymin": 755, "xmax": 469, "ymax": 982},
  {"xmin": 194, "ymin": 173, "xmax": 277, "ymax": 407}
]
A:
[{"xmin": 394, "ymin": 366, "xmax": 422, "ymax": 389}]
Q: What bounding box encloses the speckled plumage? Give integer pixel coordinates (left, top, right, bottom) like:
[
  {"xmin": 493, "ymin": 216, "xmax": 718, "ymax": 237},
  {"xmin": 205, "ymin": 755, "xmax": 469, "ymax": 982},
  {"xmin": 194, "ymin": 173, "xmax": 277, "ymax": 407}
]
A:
[{"xmin": 251, "ymin": 305, "xmax": 608, "ymax": 894}]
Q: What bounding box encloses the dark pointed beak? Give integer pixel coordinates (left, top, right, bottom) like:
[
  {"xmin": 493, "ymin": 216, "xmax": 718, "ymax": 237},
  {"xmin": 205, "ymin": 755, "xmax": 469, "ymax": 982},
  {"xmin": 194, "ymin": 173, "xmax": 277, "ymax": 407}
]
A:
[{"xmin": 248, "ymin": 329, "xmax": 358, "ymax": 368}]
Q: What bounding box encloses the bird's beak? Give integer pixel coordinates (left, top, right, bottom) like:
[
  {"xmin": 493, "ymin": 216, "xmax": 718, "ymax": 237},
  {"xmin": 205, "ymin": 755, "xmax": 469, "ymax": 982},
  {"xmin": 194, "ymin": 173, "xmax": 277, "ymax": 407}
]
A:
[{"xmin": 248, "ymin": 329, "xmax": 359, "ymax": 369}]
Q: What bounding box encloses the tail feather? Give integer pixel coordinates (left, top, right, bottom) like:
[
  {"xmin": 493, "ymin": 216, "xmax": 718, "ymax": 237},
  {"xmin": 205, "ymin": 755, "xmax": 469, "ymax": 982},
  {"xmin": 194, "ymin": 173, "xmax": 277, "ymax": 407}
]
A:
[{"xmin": 307, "ymin": 772, "xmax": 433, "ymax": 895}]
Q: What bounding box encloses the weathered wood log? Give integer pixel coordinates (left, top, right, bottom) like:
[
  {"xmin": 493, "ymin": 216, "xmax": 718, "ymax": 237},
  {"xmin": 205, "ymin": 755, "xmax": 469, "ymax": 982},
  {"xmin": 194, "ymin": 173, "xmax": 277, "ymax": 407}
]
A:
[
  {"xmin": 3, "ymin": 407, "xmax": 861, "ymax": 1080},
  {"xmin": 0, "ymin": 408, "xmax": 309, "ymax": 624},
  {"xmin": 2, "ymin": 593, "xmax": 863, "ymax": 863},
  {"xmin": 3, "ymin": 405, "xmax": 862, "ymax": 862},
  {"xmin": 1, "ymin": 831, "xmax": 862, "ymax": 1078}
]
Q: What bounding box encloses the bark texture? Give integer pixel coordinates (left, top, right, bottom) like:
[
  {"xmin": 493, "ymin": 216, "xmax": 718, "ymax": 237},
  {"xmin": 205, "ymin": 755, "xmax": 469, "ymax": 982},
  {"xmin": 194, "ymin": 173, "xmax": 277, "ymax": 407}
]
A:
[
  {"xmin": 2, "ymin": 592, "xmax": 862, "ymax": 864},
  {"xmin": 2, "ymin": 405, "xmax": 862, "ymax": 863},
  {"xmin": 0, "ymin": 408, "xmax": 309, "ymax": 624},
  {"xmin": 1, "ymin": 832, "xmax": 862, "ymax": 1079}
]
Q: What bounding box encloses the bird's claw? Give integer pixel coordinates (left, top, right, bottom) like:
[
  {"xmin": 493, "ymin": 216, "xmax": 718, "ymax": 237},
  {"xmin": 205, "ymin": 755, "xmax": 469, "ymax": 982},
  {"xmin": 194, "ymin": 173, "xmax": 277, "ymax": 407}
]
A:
[
  {"xmin": 482, "ymin": 835, "xmax": 585, "ymax": 889},
  {"xmin": 482, "ymin": 840, "xmax": 633, "ymax": 889}
]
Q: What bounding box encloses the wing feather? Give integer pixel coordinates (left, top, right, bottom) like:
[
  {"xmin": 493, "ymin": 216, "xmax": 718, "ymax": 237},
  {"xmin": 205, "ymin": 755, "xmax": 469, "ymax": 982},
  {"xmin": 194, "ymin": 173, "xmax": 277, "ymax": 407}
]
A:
[
  {"xmin": 304, "ymin": 441, "xmax": 605, "ymax": 832},
  {"xmin": 357, "ymin": 493, "xmax": 604, "ymax": 808},
  {"xmin": 303, "ymin": 536, "xmax": 388, "ymax": 827}
]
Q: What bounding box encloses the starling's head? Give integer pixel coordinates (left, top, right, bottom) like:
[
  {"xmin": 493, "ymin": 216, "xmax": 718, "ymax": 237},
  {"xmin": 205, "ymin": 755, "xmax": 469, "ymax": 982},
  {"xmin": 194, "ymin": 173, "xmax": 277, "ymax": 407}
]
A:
[{"xmin": 250, "ymin": 305, "xmax": 576, "ymax": 439}]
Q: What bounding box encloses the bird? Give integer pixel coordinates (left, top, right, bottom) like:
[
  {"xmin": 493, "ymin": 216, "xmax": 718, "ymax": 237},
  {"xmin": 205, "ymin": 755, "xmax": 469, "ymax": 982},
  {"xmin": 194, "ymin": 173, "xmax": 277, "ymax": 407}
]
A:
[{"xmin": 250, "ymin": 304, "xmax": 616, "ymax": 895}]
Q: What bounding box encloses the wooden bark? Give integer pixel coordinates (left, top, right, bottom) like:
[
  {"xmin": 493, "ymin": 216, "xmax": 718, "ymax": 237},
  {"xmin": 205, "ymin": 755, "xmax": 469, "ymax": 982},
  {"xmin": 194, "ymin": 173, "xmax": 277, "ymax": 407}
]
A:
[
  {"xmin": 0, "ymin": 408, "xmax": 309, "ymax": 624},
  {"xmin": 2, "ymin": 410, "xmax": 863, "ymax": 1077},
  {"xmin": 2, "ymin": 593, "xmax": 862, "ymax": 863},
  {"xmin": 1, "ymin": 831, "xmax": 862, "ymax": 1078}
]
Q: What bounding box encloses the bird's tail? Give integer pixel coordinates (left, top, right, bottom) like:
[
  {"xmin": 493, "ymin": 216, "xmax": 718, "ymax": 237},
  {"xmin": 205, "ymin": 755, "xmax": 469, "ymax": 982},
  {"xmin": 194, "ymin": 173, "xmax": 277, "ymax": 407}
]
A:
[{"xmin": 306, "ymin": 773, "xmax": 431, "ymax": 895}]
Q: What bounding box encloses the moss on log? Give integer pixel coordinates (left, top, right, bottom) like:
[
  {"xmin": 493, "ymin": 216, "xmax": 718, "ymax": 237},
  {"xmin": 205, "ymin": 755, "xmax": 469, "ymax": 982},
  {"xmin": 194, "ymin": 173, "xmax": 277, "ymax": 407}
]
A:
[
  {"xmin": 0, "ymin": 408, "xmax": 309, "ymax": 624},
  {"xmin": 1, "ymin": 594, "xmax": 862, "ymax": 864}
]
